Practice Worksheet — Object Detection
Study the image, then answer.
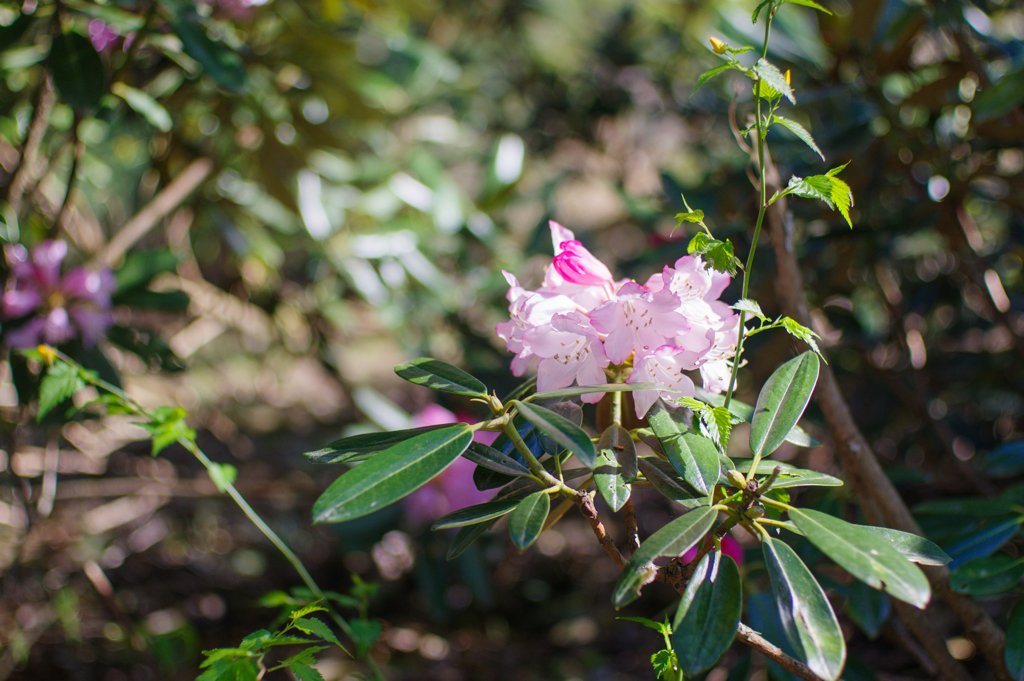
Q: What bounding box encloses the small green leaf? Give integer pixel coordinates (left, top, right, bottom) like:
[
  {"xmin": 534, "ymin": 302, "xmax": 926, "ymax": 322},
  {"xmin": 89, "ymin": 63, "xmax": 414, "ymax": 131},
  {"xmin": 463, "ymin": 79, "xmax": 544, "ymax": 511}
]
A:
[
  {"xmin": 287, "ymin": 661, "xmax": 326, "ymax": 681},
  {"xmin": 784, "ymin": 165, "xmax": 854, "ymax": 228},
  {"xmin": 763, "ymin": 537, "xmax": 846, "ymax": 681},
  {"xmin": 691, "ymin": 64, "xmax": 734, "ymax": 96},
  {"xmin": 612, "ymin": 506, "xmax": 717, "ymax": 608},
  {"xmin": 1006, "ymin": 599, "xmax": 1024, "ymax": 681},
  {"xmin": 728, "ymin": 459, "xmax": 842, "ymax": 489},
  {"xmin": 431, "ymin": 498, "xmax": 520, "ymax": 530},
  {"xmin": 312, "ymin": 425, "xmax": 473, "ymax": 524},
  {"xmin": 288, "ymin": 603, "xmax": 328, "ymax": 619},
  {"xmin": 750, "ymin": 352, "xmax": 819, "ymax": 458},
  {"xmin": 651, "ymin": 648, "xmax": 678, "ymax": 677},
  {"xmin": 854, "ymin": 526, "xmax": 950, "ymax": 566},
  {"xmin": 617, "ymin": 616, "xmax": 671, "ymax": 636},
  {"xmin": 672, "ymin": 552, "xmax": 743, "ymax": 676},
  {"xmin": 751, "ymin": 0, "xmax": 772, "ymax": 23},
  {"xmin": 167, "ymin": 14, "xmax": 247, "ymax": 93},
  {"xmin": 688, "ymin": 234, "xmax": 741, "ymax": 275},
  {"xmin": 648, "ymin": 402, "xmax": 720, "ymax": 496},
  {"xmin": 111, "ymin": 82, "xmax": 172, "ymax": 132},
  {"xmin": 637, "ymin": 457, "xmax": 709, "ymax": 507},
  {"xmin": 207, "ymin": 463, "xmax": 237, "ymax": 493},
  {"xmin": 790, "ymin": 509, "xmax": 931, "ymax": 608},
  {"xmin": 291, "ymin": 617, "xmax": 341, "ymax": 647},
  {"xmin": 694, "ymin": 388, "xmax": 820, "ymax": 448},
  {"xmin": 48, "ymin": 30, "xmax": 107, "ymax": 113},
  {"xmin": 595, "ymin": 424, "xmax": 634, "ymax": 512},
  {"xmin": 463, "ymin": 440, "xmax": 532, "ymax": 478},
  {"xmin": 781, "ymin": 317, "xmax": 824, "ymax": 357},
  {"xmin": 394, "ymin": 358, "xmax": 488, "ymax": 397},
  {"xmin": 753, "ymin": 59, "xmax": 795, "ymax": 104},
  {"xmin": 305, "ymin": 425, "xmax": 450, "ymax": 464},
  {"xmin": 37, "ymin": 361, "xmax": 84, "ymax": 421},
  {"xmin": 514, "ymin": 400, "xmax": 596, "ymax": 468},
  {"xmin": 774, "ymin": 115, "xmax": 824, "ymax": 161},
  {"xmin": 733, "ymin": 298, "xmax": 767, "ymax": 321},
  {"xmin": 950, "ymin": 554, "xmax": 1024, "ymax": 596},
  {"xmin": 676, "ymin": 209, "xmax": 705, "ymax": 225},
  {"xmin": 508, "ymin": 490, "xmax": 550, "ymax": 550},
  {"xmin": 785, "ymin": 0, "xmax": 833, "ymax": 14}
]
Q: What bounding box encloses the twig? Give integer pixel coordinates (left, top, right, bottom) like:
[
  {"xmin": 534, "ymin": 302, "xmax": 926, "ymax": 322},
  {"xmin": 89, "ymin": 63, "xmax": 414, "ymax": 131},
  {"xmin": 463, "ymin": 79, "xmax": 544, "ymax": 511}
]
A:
[
  {"xmin": 95, "ymin": 158, "xmax": 214, "ymax": 268},
  {"xmin": 3, "ymin": 75, "xmax": 55, "ymax": 213},
  {"xmin": 53, "ymin": 114, "xmax": 84, "ymax": 240},
  {"xmin": 575, "ymin": 491, "xmax": 625, "ymax": 568},
  {"xmin": 622, "ymin": 497, "xmax": 640, "ymax": 553},
  {"xmin": 735, "ymin": 623, "xmax": 828, "ymax": 681}
]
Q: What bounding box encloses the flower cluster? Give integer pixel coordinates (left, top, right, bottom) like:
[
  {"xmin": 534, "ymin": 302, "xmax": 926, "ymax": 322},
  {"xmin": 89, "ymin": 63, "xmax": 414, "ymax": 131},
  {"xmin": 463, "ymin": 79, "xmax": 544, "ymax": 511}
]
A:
[
  {"xmin": 497, "ymin": 222, "xmax": 740, "ymax": 419},
  {"xmin": 2, "ymin": 241, "xmax": 116, "ymax": 349}
]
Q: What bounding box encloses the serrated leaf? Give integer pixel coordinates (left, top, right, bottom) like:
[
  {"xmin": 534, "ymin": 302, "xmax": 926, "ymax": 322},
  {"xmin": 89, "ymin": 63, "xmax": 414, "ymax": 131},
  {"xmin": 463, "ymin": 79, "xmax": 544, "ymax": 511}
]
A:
[
  {"xmin": 949, "ymin": 554, "xmax": 1024, "ymax": 596},
  {"xmin": 305, "ymin": 425, "xmax": 450, "ymax": 464},
  {"xmin": 312, "ymin": 425, "xmax": 473, "ymax": 524},
  {"xmin": 763, "ymin": 537, "xmax": 846, "ymax": 681},
  {"xmin": 686, "ymin": 234, "xmax": 741, "ymax": 275},
  {"xmin": 48, "ymin": 30, "xmax": 107, "ymax": 113},
  {"xmin": 854, "ymin": 526, "xmax": 950, "ymax": 566},
  {"xmin": 733, "ymin": 298, "xmax": 767, "ymax": 321},
  {"xmin": 691, "ymin": 63, "xmax": 734, "ymax": 96},
  {"xmin": 37, "ymin": 361, "xmax": 84, "ymax": 421},
  {"xmin": 672, "ymin": 552, "xmax": 742, "ymax": 675},
  {"xmin": 754, "ymin": 59, "xmax": 795, "ymax": 104},
  {"xmin": 1007, "ymin": 599, "xmax": 1024, "ymax": 681},
  {"xmin": 612, "ymin": 505, "xmax": 717, "ymax": 608},
  {"xmin": 289, "ymin": 603, "xmax": 328, "ymax": 620},
  {"xmin": 394, "ymin": 358, "xmax": 488, "ymax": 397},
  {"xmin": 595, "ymin": 424, "xmax": 634, "ymax": 512},
  {"xmin": 651, "ymin": 648, "xmax": 678, "ymax": 677},
  {"xmin": 197, "ymin": 659, "xmax": 258, "ymax": 681},
  {"xmin": 648, "ymin": 402, "xmax": 720, "ymax": 495},
  {"xmin": 291, "ymin": 617, "xmax": 341, "ymax": 647},
  {"xmin": 785, "ymin": 0, "xmax": 833, "ymax": 14},
  {"xmin": 781, "ymin": 317, "xmax": 823, "ymax": 357},
  {"xmin": 207, "ymin": 463, "xmax": 237, "ymax": 493},
  {"xmin": 431, "ymin": 498, "xmax": 520, "ymax": 530},
  {"xmin": 514, "ymin": 400, "xmax": 596, "ymax": 468},
  {"xmin": 750, "ymin": 352, "xmax": 820, "ymax": 458},
  {"xmin": 676, "ymin": 209, "xmax": 705, "ymax": 224},
  {"xmin": 694, "ymin": 388, "xmax": 821, "ymax": 448},
  {"xmin": 508, "ymin": 491, "xmax": 549, "ymax": 550},
  {"xmin": 774, "ymin": 116, "xmax": 824, "ymax": 161},
  {"xmin": 790, "ymin": 509, "xmax": 931, "ymax": 608},
  {"xmin": 287, "ymin": 661, "xmax": 325, "ymax": 681}
]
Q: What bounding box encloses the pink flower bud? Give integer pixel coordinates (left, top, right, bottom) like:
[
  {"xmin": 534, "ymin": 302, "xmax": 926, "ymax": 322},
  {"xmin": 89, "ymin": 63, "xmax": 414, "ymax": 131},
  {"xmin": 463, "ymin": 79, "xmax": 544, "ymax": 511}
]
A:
[{"xmin": 552, "ymin": 241, "xmax": 613, "ymax": 286}]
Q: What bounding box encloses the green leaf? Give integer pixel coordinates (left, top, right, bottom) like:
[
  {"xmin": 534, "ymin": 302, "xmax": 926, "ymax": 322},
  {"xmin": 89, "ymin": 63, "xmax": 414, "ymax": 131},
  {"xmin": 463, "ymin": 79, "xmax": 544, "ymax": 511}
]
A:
[
  {"xmin": 836, "ymin": 580, "xmax": 890, "ymax": 640},
  {"xmin": 728, "ymin": 459, "xmax": 842, "ymax": 489},
  {"xmin": 637, "ymin": 457, "xmax": 709, "ymax": 507},
  {"xmin": 197, "ymin": 659, "xmax": 258, "ymax": 681},
  {"xmin": 463, "ymin": 440, "xmax": 532, "ymax": 478},
  {"xmin": 538, "ymin": 401, "xmax": 583, "ymax": 455},
  {"xmin": 733, "ymin": 299, "xmax": 767, "ymax": 322},
  {"xmin": 140, "ymin": 411, "xmax": 195, "ymax": 457},
  {"xmin": 763, "ymin": 537, "xmax": 846, "ymax": 681},
  {"xmin": 648, "ymin": 402, "xmax": 720, "ymax": 496},
  {"xmin": 291, "ymin": 617, "xmax": 341, "ymax": 647},
  {"xmin": 288, "ymin": 603, "xmax": 328, "ymax": 620},
  {"xmin": 676, "ymin": 209, "xmax": 705, "ymax": 224},
  {"xmin": 305, "ymin": 425, "xmax": 449, "ymax": 464},
  {"xmin": 508, "ymin": 490, "xmax": 549, "ymax": 550},
  {"xmin": 974, "ymin": 66, "xmax": 1024, "ymax": 122},
  {"xmin": 790, "ymin": 509, "xmax": 931, "ymax": 608},
  {"xmin": 754, "ymin": 59, "xmax": 795, "ymax": 104},
  {"xmin": 784, "ymin": 165, "xmax": 854, "ymax": 228},
  {"xmin": 37, "ymin": 362, "xmax": 84, "ymax": 421},
  {"xmin": 514, "ymin": 400, "xmax": 596, "ymax": 468},
  {"xmin": 111, "ymin": 83, "xmax": 172, "ymax": 132},
  {"xmin": 612, "ymin": 506, "xmax": 717, "ymax": 608},
  {"xmin": 312, "ymin": 425, "xmax": 473, "ymax": 524},
  {"xmin": 773, "ymin": 116, "xmax": 823, "ymax": 160},
  {"xmin": 447, "ymin": 518, "xmax": 497, "ymax": 560},
  {"xmin": 691, "ymin": 64, "xmax": 734, "ymax": 96},
  {"xmin": 694, "ymin": 388, "xmax": 820, "ymax": 448},
  {"xmin": 167, "ymin": 14, "xmax": 247, "ymax": 93},
  {"xmin": 751, "ymin": 0, "xmax": 772, "ymax": 23},
  {"xmin": 287, "ymin": 661, "xmax": 325, "ymax": 681},
  {"xmin": 348, "ymin": 619, "xmax": 382, "ymax": 658},
  {"xmin": 781, "ymin": 318, "xmax": 824, "ymax": 357},
  {"xmin": 595, "ymin": 424, "xmax": 634, "ymax": 512},
  {"xmin": 912, "ymin": 497, "xmax": 1018, "ymax": 516},
  {"xmin": 431, "ymin": 498, "xmax": 521, "ymax": 530},
  {"xmin": 950, "ymin": 554, "xmax": 1024, "ymax": 596},
  {"xmin": 1007, "ymin": 599, "xmax": 1024, "ymax": 681},
  {"xmin": 207, "ymin": 463, "xmax": 237, "ymax": 493},
  {"xmin": 785, "ymin": 0, "xmax": 833, "ymax": 14},
  {"xmin": 672, "ymin": 552, "xmax": 743, "ymax": 676},
  {"xmin": 750, "ymin": 352, "xmax": 820, "ymax": 458},
  {"xmin": 394, "ymin": 358, "xmax": 488, "ymax": 397},
  {"xmin": 981, "ymin": 441, "xmax": 1024, "ymax": 478},
  {"xmin": 854, "ymin": 526, "xmax": 950, "ymax": 566},
  {"xmin": 617, "ymin": 616, "xmax": 671, "ymax": 636},
  {"xmin": 0, "ymin": 12, "xmax": 34, "ymax": 52},
  {"xmin": 651, "ymin": 648, "xmax": 678, "ymax": 677},
  {"xmin": 527, "ymin": 382, "xmax": 661, "ymax": 401},
  {"xmin": 688, "ymin": 234, "xmax": 741, "ymax": 275},
  {"xmin": 48, "ymin": 30, "xmax": 107, "ymax": 113}
]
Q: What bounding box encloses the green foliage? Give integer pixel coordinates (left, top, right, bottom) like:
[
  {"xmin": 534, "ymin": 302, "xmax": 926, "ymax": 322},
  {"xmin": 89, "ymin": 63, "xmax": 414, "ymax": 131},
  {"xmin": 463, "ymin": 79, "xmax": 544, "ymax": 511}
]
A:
[
  {"xmin": 1007, "ymin": 599, "xmax": 1024, "ymax": 681},
  {"xmin": 687, "ymin": 233, "xmax": 742, "ymax": 275},
  {"xmin": 37, "ymin": 361, "xmax": 86, "ymax": 421},
  {"xmin": 777, "ymin": 164, "xmax": 854, "ymax": 227},
  {"xmin": 647, "ymin": 401, "xmax": 720, "ymax": 495},
  {"xmin": 48, "ymin": 30, "xmax": 106, "ymax": 113},
  {"xmin": 594, "ymin": 424, "xmax": 635, "ymax": 512},
  {"xmin": 750, "ymin": 352, "xmax": 820, "ymax": 459},
  {"xmin": 774, "ymin": 115, "xmax": 824, "ymax": 161},
  {"xmin": 672, "ymin": 552, "xmax": 742, "ymax": 676},
  {"xmin": 753, "ymin": 59, "xmax": 795, "ymax": 104},
  {"xmin": 431, "ymin": 498, "xmax": 520, "ymax": 530},
  {"xmin": 513, "ymin": 400, "xmax": 596, "ymax": 468},
  {"xmin": 140, "ymin": 406, "xmax": 195, "ymax": 457},
  {"xmin": 729, "ymin": 459, "xmax": 843, "ymax": 489},
  {"xmin": 508, "ymin": 490, "xmax": 550, "ymax": 550},
  {"xmin": 393, "ymin": 358, "xmax": 489, "ymax": 397},
  {"xmin": 949, "ymin": 555, "xmax": 1024, "ymax": 597}
]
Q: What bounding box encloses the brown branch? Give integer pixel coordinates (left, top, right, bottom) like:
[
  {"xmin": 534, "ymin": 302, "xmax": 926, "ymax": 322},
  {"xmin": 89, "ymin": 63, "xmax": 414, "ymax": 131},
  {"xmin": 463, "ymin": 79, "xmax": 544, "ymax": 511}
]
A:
[
  {"xmin": 95, "ymin": 157, "xmax": 214, "ymax": 268},
  {"xmin": 622, "ymin": 497, "xmax": 640, "ymax": 553},
  {"xmin": 3, "ymin": 75, "xmax": 55, "ymax": 213},
  {"xmin": 575, "ymin": 491, "xmax": 625, "ymax": 568},
  {"xmin": 735, "ymin": 623, "xmax": 829, "ymax": 681},
  {"xmin": 761, "ymin": 150, "xmax": 1011, "ymax": 681}
]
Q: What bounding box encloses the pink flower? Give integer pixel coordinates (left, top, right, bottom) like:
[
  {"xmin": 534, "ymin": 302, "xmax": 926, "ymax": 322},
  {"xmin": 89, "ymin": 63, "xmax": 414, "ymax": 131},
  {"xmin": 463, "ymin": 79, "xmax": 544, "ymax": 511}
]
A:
[
  {"xmin": 552, "ymin": 240, "xmax": 614, "ymax": 286},
  {"xmin": 495, "ymin": 272, "xmax": 576, "ymax": 377},
  {"xmin": 682, "ymin": 534, "xmax": 744, "ymax": 567},
  {"xmin": 3, "ymin": 241, "xmax": 116, "ymax": 348},
  {"xmin": 588, "ymin": 282, "xmax": 690, "ymax": 364},
  {"xmin": 523, "ymin": 312, "xmax": 610, "ymax": 403},
  {"xmin": 627, "ymin": 345, "xmax": 704, "ymax": 419}
]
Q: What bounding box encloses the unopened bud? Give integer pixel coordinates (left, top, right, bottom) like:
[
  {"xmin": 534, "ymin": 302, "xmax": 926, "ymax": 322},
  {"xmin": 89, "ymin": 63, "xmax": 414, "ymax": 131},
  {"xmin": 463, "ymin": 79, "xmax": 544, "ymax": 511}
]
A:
[
  {"xmin": 37, "ymin": 345, "xmax": 55, "ymax": 366},
  {"xmin": 747, "ymin": 502, "xmax": 766, "ymax": 519},
  {"xmin": 784, "ymin": 69, "xmax": 792, "ymax": 86},
  {"xmin": 709, "ymin": 37, "xmax": 727, "ymax": 55},
  {"xmin": 726, "ymin": 469, "xmax": 746, "ymax": 489}
]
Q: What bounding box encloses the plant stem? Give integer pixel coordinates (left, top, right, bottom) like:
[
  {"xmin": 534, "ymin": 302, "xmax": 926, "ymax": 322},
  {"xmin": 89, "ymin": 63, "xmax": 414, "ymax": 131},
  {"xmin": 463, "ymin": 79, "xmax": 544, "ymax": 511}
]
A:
[{"xmin": 503, "ymin": 416, "xmax": 568, "ymax": 492}]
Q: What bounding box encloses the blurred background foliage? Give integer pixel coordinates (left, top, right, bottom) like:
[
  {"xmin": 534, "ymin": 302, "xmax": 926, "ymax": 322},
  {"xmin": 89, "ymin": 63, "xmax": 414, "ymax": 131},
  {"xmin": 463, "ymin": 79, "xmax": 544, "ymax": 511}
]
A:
[{"xmin": 1, "ymin": 0, "xmax": 1024, "ymax": 679}]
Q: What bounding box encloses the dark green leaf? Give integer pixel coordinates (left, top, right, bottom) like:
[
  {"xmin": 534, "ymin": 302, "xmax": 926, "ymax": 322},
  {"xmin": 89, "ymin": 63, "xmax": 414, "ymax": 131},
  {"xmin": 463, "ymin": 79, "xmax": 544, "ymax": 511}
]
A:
[
  {"xmin": 394, "ymin": 358, "xmax": 488, "ymax": 396},
  {"xmin": 790, "ymin": 509, "xmax": 931, "ymax": 608},
  {"xmin": 167, "ymin": 14, "xmax": 247, "ymax": 93},
  {"xmin": 945, "ymin": 517, "xmax": 1022, "ymax": 569},
  {"xmin": 694, "ymin": 388, "xmax": 820, "ymax": 447},
  {"xmin": 785, "ymin": 0, "xmax": 833, "ymax": 13},
  {"xmin": 832, "ymin": 579, "xmax": 890, "ymax": 639},
  {"xmin": 950, "ymin": 554, "xmax": 1024, "ymax": 596},
  {"xmin": 750, "ymin": 352, "xmax": 820, "ymax": 458},
  {"xmin": 0, "ymin": 12, "xmax": 34, "ymax": 52},
  {"xmin": 854, "ymin": 526, "xmax": 950, "ymax": 566},
  {"xmin": 305, "ymin": 425, "xmax": 449, "ymax": 464},
  {"xmin": 691, "ymin": 64, "xmax": 734, "ymax": 96},
  {"xmin": 37, "ymin": 362, "xmax": 84, "ymax": 421},
  {"xmin": 648, "ymin": 402, "xmax": 719, "ymax": 496},
  {"xmin": 48, "ymin": 31, "xmax": 107, "ymax": 113},
  {"xmin": 672, "ymin": 552, "xmax": 742, "ymax": 675},
  {"xmin": 447, "ymin": 518, "xmax": 497, "ymax": 560},
  {"xmin": 312, "ymin": 425, "xmax": 473, "ymax": 524},
  {"xmin": 754, "ymin": 58, "xmax": 795, "ymax": 104},
  {"xmin": 728, "ymin": 460, "xmax": 842, "ymax": 488},
  {"xmin": 348, "ymin": 619, "xmax": 382, "ymax": 658},
  {"xmin": 637, "ymin": 457, "xmax": 709, "ymax": 507},
  {"xmin": 912, "ymin": 497, "xmax": 1018, "ymax": 516},
  {"xmin": 1007, "ymin": 599, "xmax": 1024, "ymax": 681},
  {"xmin": 291, "ymin": 617, "xmax": 341, "ymax": 647},
  {"xmin": 527, "ymin": 382, "xmax": 661, "ymax": 401},
  {"xmin": 774, "ymin": 116, "xmax": 824, "ymax": 160},
  {"xmin": 474, "ymin": 416, "xmax": 541, "ymax": 490},
  {"xmin": 539, "ymin": 401, "xmax": 583, "ymax": 455},
  {"xmin": 595, "ymin": 424, "xmax": 633, "ymax": 512},
  {"xmin": 612, "ymin": 505, "xmax": 717, "ymax": 608},
  {"xmin": 287, "ymin": 661, "xmax": 325, "ymax": 681},
  {"xmin": 463, "ymin": 440, "xmax": 531, "ymax": 478},
  {"xmin": 974, "ymin": 66, "xmax": 1024, "ymax": 122},
  {"xmin": 508, "ymin": 491, "xmax": 549, "ymax": 549},
  {"xmin": 431, "ymin": 498, "xmax": 520, "ymax": 530},
  {"xmin": 514, "ymin": 400, "xmax": 596, "ymax": 468},
  {"xmin": 763, "ymin": 537, "xmax": 846, "ymax": 681},
  {"xmin": 981, "ymin": 441, "xmax": 1024, "ymax": 478}
]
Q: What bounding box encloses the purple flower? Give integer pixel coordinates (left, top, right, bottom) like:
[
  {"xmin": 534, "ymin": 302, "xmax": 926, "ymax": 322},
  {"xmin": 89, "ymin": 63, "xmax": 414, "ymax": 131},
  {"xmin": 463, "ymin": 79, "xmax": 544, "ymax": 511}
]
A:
[{"xmin": 3, "ymin": 241, "xmax": 116, "ymax": 348}]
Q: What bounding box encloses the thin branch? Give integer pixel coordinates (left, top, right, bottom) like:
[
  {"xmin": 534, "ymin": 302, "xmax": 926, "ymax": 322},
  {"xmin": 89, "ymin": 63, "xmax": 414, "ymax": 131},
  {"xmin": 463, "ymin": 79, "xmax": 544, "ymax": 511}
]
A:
[
  {"xmin": 575, "ymin": 491, "xmax": 626, "ymax": 569},
  {"xmin": 735, "ymin": 623, "xmax": 827, "ymax": 681},
  {"xmin": 3, "ymin": 74, "xmax": 56, "ymax": 213},
  {"xmin": 53, "ymin": 114, "xmax": 84, "ymax": 240},
  {"xmin": 622, "ymin": 497, "xmax": 640, "ymax": 553}
]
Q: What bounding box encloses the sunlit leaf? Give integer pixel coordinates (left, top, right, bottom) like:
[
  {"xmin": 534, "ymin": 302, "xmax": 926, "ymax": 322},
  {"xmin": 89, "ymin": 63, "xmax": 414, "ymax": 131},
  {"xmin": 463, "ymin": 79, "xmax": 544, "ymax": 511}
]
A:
[
  {"xmin": 394, "ymin": 358, "xmax": 488, "ymax": 396},
  {"xmin": 648, "ymin": 401, "xmax": 719, "ymax": 495},
  {"xmin": 514, "ymin": 400, "xmax": 596, "ymax": 468},
  {"xmin": 750, "ymin": 352, "xmax": 819, "ymax": 458}
]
